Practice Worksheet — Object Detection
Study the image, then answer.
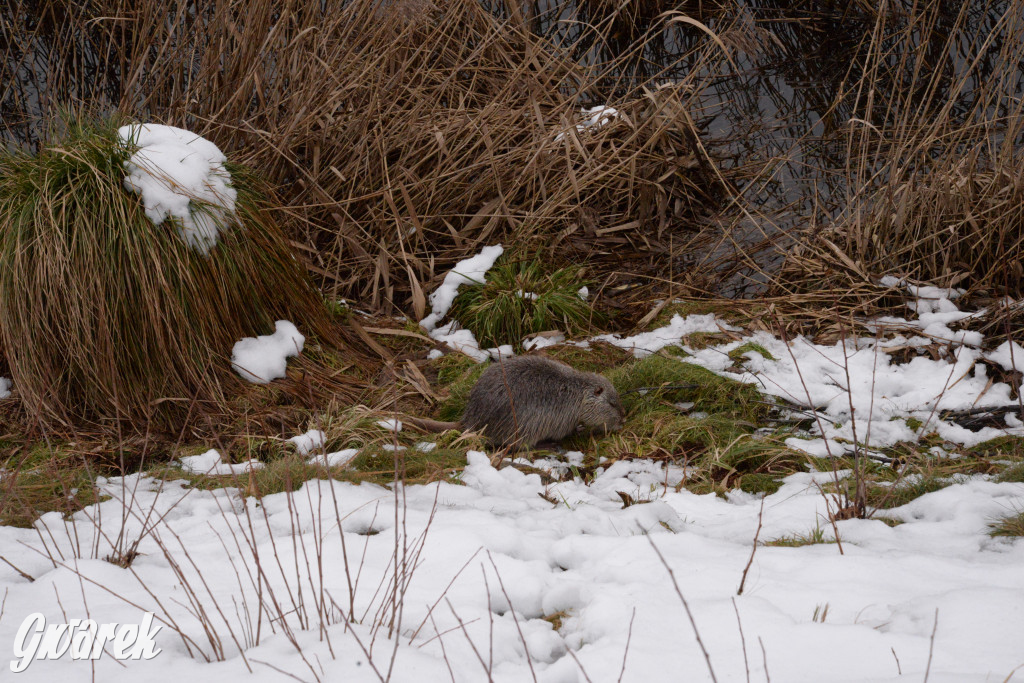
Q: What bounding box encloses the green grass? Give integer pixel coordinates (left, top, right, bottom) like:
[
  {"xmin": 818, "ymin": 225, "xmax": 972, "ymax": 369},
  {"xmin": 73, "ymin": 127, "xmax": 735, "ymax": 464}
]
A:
[
  {"xmin": 864, "ymin": 476, "xmax": 950, "ymax": 509},
  {"xmin": 764, "ymin": 524, "xmax": 836, "ymax": 547},
  {"xmin": 574, "ymin": 353, "xmax": 807, "ymax": 495},
  {"xmin": 1, "ymin": 443, "xmax": 108, "ymax": 527},
  {"xmin": 433, "ymin": 353, "xmax": 490, "ymax": 422},
  {"xmin": 997, "ymin": 462, "xmax": 1024, "ymax": 483},
  {"xmin": 970, "ymin": 436, "xmax": 1024, "ymax": 460},
  {"xmin": 448, "ymin": 257, "xmax": 601, "ymax": 349}
]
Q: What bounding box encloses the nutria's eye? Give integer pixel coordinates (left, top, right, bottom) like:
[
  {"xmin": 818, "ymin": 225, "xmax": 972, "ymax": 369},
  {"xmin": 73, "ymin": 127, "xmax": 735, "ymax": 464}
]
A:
[{"xmin": 594, "ymin": 386, "xmax": 604, "ymax": 396}]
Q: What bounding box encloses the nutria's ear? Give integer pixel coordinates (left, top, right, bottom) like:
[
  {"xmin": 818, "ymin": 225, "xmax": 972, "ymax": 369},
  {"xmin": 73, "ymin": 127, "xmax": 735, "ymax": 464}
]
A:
[{"xmin": 594, "ymin": 386, "xmax": 604, "ymax": 396}]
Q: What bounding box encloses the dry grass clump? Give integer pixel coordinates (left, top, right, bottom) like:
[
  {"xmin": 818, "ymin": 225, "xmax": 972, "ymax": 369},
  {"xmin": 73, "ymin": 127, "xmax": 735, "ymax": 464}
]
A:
[
  {"xmin": 2, "ymin": 0, "xmax": 725, "ymax": 313},
  {"xmin": 0, "ymin": 117, "xmax": 334, "ymax": 432}
]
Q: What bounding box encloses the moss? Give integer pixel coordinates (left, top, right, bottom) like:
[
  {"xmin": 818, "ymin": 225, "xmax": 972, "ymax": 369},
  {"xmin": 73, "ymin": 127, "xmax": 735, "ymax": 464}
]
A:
[
  {"xmin": 542, "ymin": 342, "xmax": 631, "ymax": 374},
  {"xmin": 736, "ymin": 473, "xmax": 783, "ymax": 495},
  {"xmin": 865, "ymin": 476, "xmax": 949, "ymax": 509},
  {"xmin": 969, "ymin": 435, "xmax": 1024, "ymax": 459},
  {"xmin": 345, "ymin": 444, "xmax": 470, "ymax": 486},
  {"xmin": 607, "ymin": 353, "xmax": 766, "ymax": 420},
  {"xmin": 728, "ymin": 342, "xmax": 776, "ymax": 362}
]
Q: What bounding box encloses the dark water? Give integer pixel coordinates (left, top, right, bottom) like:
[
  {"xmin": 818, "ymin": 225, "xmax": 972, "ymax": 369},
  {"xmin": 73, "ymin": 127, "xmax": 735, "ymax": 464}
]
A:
[{"xmin": 490, "ymin": 0, "xmax": 1024, "ymax": 293}]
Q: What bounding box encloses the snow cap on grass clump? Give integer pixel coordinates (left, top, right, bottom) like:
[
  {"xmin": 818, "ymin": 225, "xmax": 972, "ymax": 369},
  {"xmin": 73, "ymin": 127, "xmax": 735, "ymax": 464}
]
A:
[
  {"xmin": 119, "ymin": 124, "xmax": 237, "ymax": 255},
  {"xmin": 232, "ymin": 321, "xmax": 305, "ymax": 384}
]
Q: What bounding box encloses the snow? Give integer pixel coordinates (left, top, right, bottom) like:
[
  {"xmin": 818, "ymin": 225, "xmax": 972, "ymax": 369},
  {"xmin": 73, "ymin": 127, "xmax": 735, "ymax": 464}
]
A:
[
  {"xmin": 418, "ymin": 245, "xmax": 506, "ymax": 362},
  {"xmin": 377, "ymin": 419, "xmax": 403, "ymax": 432},
  {"xmin": 0, "ymin": 377, "xmax": 10, "ymax": 399},
  {"xmin": 118, "ymin": 124, "xmax": 237, "ymax": 255},
  {"xmin": 308, "ymin": 448, "xmax": 359, "ymax": 467},
  {"xmin": 429, "ymin": 321, "xmax": 491, "ymax": 362},
  {"xmin": 986, "ymin": 340, "xmax": 1024, "ymax": 372},
  {"xmin": 288, "ymin": 429, "xmax": 324, "ymax": 455},
  {"xmin": 524, "ymin": 332, "xmax": 566, "ymax": 351},
  {"xmin": 4, "ymin": 277, "xmax": 1024, "ymax": 680},
  {"xmin": 230, "ymin": 320, "xmax": 305, "ymax": 384},
  {"xmin": 555, "ymin": 105, "xmax": 620, "ymax": 141},
  {"xmin": 872, "ymin": 279, "xmax": 985, "ymax": 346},
  {"xmin": 594, "ymin": 313, "xmax": 737, "ymax": 357},
  {"xmin": 1, "ymin": 457, "xmax": 1021, "ymax": 682},
  {"xmin": 178, "ymin": 449, "xmax": 263, "ymax": 475},
  {"xmin": 419, "ymin": 245, "xmax": 504, "ymax": 332}
]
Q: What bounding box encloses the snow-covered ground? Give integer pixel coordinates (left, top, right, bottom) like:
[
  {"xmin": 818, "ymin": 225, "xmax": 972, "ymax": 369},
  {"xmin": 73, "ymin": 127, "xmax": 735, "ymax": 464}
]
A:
[
  {"xmin": 3, "ymin": 267, "xmax": 1023, "ymax": 679},
  {"xmin": 3, "ymin": 269, "xmax": 1024, "ymax": 680},
  {"xmin": 1, "ymin": 454, "xmax": 1021, "ymax": 681}
]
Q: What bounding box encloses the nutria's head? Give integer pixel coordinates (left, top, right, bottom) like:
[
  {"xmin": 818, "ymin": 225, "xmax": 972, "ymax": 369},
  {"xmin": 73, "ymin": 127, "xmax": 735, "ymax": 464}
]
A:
[{"xmin": 577, "ymin": 374, "xmax": 625, "ymax": 434}]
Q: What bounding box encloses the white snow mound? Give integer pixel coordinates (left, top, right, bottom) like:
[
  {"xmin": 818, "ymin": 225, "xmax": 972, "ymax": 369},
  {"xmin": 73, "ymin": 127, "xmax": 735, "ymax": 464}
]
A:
[
  {"xmin": 119, "ymin": 123, "xmax": 237, "ymax": 255},
  {"xmin": 231, "ymin": 320, "xmax": 305, "ymax": 384}
]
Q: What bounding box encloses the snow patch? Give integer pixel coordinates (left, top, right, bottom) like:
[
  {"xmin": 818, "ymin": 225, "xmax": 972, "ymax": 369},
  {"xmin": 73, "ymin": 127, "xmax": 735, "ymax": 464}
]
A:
[
  {"xmin": 288, "ymin": 429, "xmax": 325, "ymax": 456},
  {"xmin": 231, "ymin": 320, "xmax": 305, "ymax": 384},
  {"xmin": 179, "ymin": 448, "xmax": 263, "ymax": 475}
]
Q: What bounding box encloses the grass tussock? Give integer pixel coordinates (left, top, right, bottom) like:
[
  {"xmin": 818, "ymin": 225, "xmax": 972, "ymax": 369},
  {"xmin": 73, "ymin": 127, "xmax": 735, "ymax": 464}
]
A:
[
  {"xmin": 990, "ymin": 510, "xmax": 1024, "ymax": 537},
  {"xmin": 0, "ymin": 117, "xmax": 334, "ymax": 431},
  {"xmin": 448, "ymin": 258, "xmax": 600, "ymax": 349}
]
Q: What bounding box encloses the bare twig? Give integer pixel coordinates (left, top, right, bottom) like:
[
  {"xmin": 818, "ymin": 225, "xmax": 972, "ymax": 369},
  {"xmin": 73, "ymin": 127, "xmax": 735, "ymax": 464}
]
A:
[{"xmin": 737, "ymin": 496, "xmax": 766, "ymax": 596}]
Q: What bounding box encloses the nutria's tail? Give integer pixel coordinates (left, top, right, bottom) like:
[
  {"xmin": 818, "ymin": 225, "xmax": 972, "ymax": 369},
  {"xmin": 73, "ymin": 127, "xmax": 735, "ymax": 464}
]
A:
[{"xmin": 401, "ymin": 416, "xmax": 461, "ymax": 433}]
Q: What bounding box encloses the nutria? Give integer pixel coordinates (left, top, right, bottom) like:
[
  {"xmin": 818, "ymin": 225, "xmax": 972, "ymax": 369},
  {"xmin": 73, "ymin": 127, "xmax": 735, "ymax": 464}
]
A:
[{"xmin": 404, "ymin": 355, "xmax": 625, "ymax": 448}]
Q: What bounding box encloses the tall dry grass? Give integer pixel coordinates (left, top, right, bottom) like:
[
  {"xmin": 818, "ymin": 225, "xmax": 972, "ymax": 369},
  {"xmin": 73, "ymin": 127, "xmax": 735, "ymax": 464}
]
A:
[
  {"xmin": 778, "ymin": 0, "xmax": 1024, "ymax": 301},
  {"xmin": 2, "ymin": 0, "xmax": 726, "ymax": 314}
]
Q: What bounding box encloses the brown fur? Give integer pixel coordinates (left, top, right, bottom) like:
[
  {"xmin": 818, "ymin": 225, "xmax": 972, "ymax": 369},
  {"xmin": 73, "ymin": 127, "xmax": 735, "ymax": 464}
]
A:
[{"xmin": 405, "ymin": 355, "xmax": 624, "ymax": 448}]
